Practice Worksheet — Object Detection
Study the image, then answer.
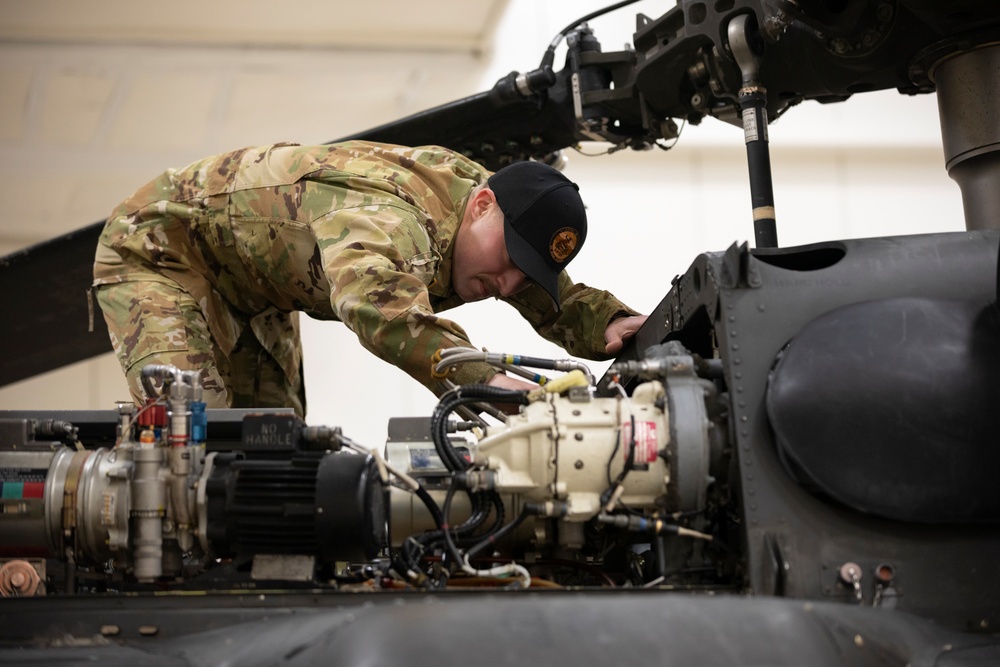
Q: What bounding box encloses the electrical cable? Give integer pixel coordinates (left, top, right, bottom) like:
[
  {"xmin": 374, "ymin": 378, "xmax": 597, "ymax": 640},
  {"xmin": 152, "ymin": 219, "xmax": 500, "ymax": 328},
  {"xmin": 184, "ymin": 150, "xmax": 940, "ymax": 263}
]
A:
[
  {"xmin": 431, "ymin": 385, "xmax": 530, "ymax": 472},
  {"xmin": 465, "ymin": 504, "xmax": 533, "ymax": 560},
  {"xmin": 602, "ymin": 378, "xmax": 636, "ymax": 509},
  {"xmin": 655, "ymin": 119, "xmax": 687, "ymax": 150},
  {"xmin": 539, "ymin": 0, "xmax": 646, "ymax": 70},
  {"xmin": 438, "ymin": 377, "xmax": 506, "ymax": 424},
  {"xmin": 439, "ymin": 478, "xmax": 468, "ymax": 573}
]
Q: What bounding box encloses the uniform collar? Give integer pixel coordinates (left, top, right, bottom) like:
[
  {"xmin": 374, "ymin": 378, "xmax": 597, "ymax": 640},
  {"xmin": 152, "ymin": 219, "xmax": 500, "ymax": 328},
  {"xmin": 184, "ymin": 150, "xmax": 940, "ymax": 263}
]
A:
[{"xmin": 427, "ymin": 191, "xmax": 470, "ymax": 300}]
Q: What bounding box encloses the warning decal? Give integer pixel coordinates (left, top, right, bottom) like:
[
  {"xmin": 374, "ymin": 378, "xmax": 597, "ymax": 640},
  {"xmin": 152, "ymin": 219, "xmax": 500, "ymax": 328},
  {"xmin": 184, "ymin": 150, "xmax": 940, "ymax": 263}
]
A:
[{"xmin": 621, "ymin": 421, "xmax": 659, "ymax": 467}]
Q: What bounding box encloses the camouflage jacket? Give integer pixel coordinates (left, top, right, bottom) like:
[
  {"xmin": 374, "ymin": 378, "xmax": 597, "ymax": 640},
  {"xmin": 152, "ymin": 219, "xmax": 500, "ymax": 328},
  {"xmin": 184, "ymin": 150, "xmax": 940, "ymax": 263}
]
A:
[{"xmin": 93, "ymin": 142, "xmax": 638, "ymax": 391}]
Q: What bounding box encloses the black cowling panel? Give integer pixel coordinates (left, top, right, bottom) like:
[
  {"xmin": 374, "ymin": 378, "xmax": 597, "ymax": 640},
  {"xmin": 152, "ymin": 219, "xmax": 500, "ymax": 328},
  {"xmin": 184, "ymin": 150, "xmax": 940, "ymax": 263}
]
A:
[{"xmin": 767, "ymin": 297, "xmax": 1000, "ymax": 523}]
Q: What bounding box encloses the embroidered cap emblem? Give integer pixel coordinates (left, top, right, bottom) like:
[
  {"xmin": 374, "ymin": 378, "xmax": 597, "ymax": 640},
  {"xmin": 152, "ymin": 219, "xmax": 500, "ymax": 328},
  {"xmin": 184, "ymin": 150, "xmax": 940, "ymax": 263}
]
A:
[{"xmin": 549, "ymin": 228, "xmax": 578, "ymax": 263}]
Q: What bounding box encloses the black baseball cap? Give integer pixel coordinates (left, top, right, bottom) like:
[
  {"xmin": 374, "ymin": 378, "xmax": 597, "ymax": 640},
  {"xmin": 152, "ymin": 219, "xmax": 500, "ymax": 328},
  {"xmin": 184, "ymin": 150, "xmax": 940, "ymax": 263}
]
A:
[{"xmin": 488, "ymin": 161, "xmax": 587, "ymax": 311}]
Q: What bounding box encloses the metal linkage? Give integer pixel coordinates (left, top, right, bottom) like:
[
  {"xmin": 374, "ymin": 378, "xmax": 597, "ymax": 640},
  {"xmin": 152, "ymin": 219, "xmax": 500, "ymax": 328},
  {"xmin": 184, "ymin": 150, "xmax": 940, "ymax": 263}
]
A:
[{"xmin": 729, "ymin": 14, "xmax": 778, "ymax": 249}]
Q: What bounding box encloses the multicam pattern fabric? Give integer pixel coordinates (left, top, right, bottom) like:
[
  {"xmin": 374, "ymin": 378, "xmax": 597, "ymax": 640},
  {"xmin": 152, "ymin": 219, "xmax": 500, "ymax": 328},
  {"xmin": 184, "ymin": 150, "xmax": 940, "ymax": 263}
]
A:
[
  {"xmin": 93, "ymin": 141, "xmax": 636, "ymax": 410},
  {"xmin": 94, "ymin": 277, "xmax": 305, "ymax": 414}
]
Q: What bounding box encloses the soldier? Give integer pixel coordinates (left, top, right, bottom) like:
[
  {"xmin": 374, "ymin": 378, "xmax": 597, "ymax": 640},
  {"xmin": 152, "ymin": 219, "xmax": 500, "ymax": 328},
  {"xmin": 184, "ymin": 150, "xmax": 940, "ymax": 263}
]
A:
[{"xmin": 92, "ymin": 141, "xmax": 646, "ymax": 415}]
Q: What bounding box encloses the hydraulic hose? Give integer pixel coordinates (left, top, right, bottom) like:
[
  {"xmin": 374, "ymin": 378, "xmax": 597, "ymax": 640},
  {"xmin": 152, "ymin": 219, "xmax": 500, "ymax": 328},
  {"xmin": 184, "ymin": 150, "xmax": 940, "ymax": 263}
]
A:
[{"xmin": 431, "ymin": 385, "xmax": 530, "ymax": 472}]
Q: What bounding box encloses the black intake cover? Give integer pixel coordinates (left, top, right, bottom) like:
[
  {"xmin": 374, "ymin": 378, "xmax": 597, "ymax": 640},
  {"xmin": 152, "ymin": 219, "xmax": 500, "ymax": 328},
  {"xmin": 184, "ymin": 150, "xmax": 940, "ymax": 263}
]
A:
[{"xmin": 767, "ymin": 297, "xmax": 1000, "ymax": 523}]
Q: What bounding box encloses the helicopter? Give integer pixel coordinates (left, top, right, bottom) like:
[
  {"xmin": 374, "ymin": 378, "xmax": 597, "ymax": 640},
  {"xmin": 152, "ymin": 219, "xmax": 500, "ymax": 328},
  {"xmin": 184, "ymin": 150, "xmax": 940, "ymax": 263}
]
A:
[{"xmin": 0, "ymin": 1, "xmax": 998, "ymax": 664}]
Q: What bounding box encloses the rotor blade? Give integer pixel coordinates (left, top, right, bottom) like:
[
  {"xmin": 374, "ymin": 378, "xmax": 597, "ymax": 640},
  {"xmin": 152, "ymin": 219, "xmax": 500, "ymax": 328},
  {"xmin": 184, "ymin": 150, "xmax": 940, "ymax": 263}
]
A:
[{"xmin": 0, "ymin": 222, "xmax": 112, "ymax": 387}]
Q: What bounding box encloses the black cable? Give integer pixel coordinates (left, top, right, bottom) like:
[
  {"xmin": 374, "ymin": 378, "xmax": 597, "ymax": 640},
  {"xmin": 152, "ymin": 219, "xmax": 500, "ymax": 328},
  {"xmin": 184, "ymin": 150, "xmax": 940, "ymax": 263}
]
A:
[
  {"xmin": 616, "ymin": 414, "xmax": 637, "ymax": 486},
  {"xmin": 602, "ymin": 414, "xmax": 637, "ymax": 509},
  {"xmin": 431, "ymin": 384, "xmax": 529, "ymax": 472},
  {"xmin": 431, "ymin": 393, "xmax": 469, "ymax": 471},
  {"xmin": 466, "ymin": 504, "xmax": 534, "ymax": 560},
  {"xmin": 604, "ymin": 414, "xmax": 636, "ymax": 485},
  {"xmin": 539, "ymin": 0, "xmax": 645, "ymax": 69},
  {"xmin": 401, "ymin": 483, "xmax": 496, "ymax": 583},
  {"xmin": 483, "ymin": 491, "xmax": 506, "ymax": 539},
  {"xmin": 456, "ymin": 490, "xmax": 506, "ymax": 549},
  {"xmin": 440, "ymin": 478, "xmax": 468, "ymax": 573},
  {"xmin": 415, "ymin": 486, "xmax": 444, "ymax": 527},
  {"xmin": 605, "ymin": 424, "xmax": 622, "ymax": 487}
]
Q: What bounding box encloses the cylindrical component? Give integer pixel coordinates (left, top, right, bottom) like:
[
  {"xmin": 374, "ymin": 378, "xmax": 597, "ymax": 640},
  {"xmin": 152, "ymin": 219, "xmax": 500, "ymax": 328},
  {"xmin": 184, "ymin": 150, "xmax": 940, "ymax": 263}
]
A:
[
  {"xmin": 131, "ymin": 445, "xmax": 165, "ymax": 581},
  {"xmin": 190, "ymin": 402, "xmax": 207, "ymax": 445},
  {"xmin": 169, "ymin": 397, "xmax": 189, "ymax": 448},
  {"xmin": 1, "ymin": 443, "xmax": 135, "ymax": 566},
  {"xmin": 205, "ymin": 451, "xmax": 386, "ymax": 563},
  {"xmin": 137, "ymin": 401, "xmax": 167, "ymax": 433},
  {"xmin": 168, "ymin": 445, "xmax": 195, "ymax": 553},
  {"xmin": 728, "ymin": 12, "xmax": 778, "ymax": 248},
  {"xmin": 131, "ymin": 515, "xmax": 162, "ymax": 582},
  {"xmin": 740, "ymin": 89, "xmax": 778, "ymax": 248},
  {"xmin": 314, "ymin": 453, "xmax": 388, "ymax": 562},
  {"xmin": 933, "ymin": 42, "xmax": 1000, "ymax": 231},
  {"xmin": 0, "ymin": 447, "xmax": 77, "ymax": 558},
  {"xmin": 117, "ymin": 403, "xmax": 135, "ymax": 442},
  {"xmin": 76, "ymin": 448, "xmax": 131, "ymax": 561},
  {"xmin": 387, "ymin": 381, "xmax": 687, "ymax": 553}
]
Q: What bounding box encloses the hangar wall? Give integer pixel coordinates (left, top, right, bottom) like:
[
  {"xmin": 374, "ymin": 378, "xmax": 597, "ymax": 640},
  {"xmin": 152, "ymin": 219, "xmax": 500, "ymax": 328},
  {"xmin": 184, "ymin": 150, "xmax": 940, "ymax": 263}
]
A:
[{"xmin": 0, "ymin": 0, "xmax": 963, "ymax": 447}]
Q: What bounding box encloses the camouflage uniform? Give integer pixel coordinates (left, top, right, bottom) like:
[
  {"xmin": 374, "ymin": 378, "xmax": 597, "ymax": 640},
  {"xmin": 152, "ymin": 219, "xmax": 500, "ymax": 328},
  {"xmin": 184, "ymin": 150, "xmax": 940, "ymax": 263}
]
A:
[{"xmin": 93, "ymin": 141, "xmax": 638, "ymax": 414}]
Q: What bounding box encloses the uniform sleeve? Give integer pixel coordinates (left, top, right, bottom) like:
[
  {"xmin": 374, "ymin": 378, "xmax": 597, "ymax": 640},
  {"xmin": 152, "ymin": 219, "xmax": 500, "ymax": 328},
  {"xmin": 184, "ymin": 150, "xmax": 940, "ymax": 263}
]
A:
[
  {"xmin": 504, "ymin": 271, "xmax": 640, "ymax": 360},
  {"xmin": 314, "ymin": 205, "xmax": 496, "ymax": 391}
]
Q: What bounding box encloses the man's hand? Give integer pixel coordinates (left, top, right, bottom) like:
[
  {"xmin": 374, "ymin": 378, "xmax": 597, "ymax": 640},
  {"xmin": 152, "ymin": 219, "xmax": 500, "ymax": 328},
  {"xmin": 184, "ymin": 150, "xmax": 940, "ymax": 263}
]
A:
[
  {"xmin": 604, "ymin": 314, "xmax": 647, "ymax": 355},
  {"xmin": 486, "ymin": 372, "xmax": 537, "ymax": 392},
  {"xmin": 485, "ymin": 372, "xmax": 536, "ymax": 415}
]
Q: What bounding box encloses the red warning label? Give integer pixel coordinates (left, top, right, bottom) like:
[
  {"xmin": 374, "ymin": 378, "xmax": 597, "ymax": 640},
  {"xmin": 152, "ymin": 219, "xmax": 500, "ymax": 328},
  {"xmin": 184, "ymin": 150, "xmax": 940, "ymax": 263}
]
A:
[{"xmin": 621, "ymin": 421, "xmax": 659, "ymax": 465}]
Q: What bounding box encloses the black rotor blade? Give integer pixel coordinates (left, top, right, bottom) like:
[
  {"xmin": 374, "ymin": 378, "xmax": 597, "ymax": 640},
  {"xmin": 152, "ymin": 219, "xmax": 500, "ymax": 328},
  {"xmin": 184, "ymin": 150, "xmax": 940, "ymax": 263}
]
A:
[{"xmin": 0, "ymin": 222, "xmax": 111, "ymax": 387}]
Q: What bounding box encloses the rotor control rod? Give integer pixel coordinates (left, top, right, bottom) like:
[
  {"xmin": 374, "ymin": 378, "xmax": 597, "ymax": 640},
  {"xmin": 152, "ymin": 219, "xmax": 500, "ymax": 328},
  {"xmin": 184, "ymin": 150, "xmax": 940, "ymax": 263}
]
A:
[{"xmin": 729, "ymin": 14, "xmax": 778, "ymax": 248}]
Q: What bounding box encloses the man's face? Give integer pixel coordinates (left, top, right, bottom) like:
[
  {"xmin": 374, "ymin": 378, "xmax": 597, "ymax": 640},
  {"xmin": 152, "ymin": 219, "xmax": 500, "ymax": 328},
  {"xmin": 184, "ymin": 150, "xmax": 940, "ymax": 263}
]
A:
[{"xmin": 453, "ymin": 189, "xmax": 530, "ymax": 303}]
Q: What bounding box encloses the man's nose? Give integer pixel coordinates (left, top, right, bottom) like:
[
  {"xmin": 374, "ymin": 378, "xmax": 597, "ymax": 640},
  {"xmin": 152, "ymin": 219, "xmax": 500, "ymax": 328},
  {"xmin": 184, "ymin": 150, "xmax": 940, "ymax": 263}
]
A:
[{"xmin": 498, "ymin": 268, "xmax": 529, "ymax": 297}]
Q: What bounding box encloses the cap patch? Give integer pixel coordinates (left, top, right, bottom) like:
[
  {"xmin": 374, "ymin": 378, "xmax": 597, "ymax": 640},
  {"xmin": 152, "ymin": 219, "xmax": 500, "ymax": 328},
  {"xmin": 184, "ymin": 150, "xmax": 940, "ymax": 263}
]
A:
[{"xmin": 549, "ymin": 227, "xmax": 578, "ymax": 263}]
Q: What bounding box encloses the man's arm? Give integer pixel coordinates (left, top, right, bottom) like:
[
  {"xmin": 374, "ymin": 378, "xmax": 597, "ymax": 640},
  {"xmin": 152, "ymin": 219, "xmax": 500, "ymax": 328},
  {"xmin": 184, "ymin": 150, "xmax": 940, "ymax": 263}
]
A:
[
  {"xmin": 315, "ymin": 205, "xmax": 497, "ymax": 390},
  {"xmin": 505, "ymin": 272, "xmax": 644, "ymax": 361}
]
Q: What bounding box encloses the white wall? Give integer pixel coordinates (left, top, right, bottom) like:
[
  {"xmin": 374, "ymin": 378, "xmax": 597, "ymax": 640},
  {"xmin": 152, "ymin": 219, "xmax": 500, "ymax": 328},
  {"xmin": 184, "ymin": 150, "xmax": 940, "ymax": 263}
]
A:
[{"xmin": 0, "ymin": 1, "xmax": 964, "ymax": 448}]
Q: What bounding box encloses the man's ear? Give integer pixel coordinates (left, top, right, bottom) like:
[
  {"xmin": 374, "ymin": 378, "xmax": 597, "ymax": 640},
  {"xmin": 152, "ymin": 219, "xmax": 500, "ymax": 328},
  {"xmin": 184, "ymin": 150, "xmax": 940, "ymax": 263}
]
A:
[{"xmin": 469, "ymin": 187, "xmax": 497, "ymax": 220}]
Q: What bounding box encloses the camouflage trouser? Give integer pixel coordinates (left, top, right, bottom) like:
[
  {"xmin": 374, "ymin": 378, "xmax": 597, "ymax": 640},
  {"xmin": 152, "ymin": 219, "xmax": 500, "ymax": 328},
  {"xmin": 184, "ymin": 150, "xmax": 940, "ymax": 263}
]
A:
[{"xmin": 95, "ymin": 280, "xmax": 305, "ymax": 416}]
